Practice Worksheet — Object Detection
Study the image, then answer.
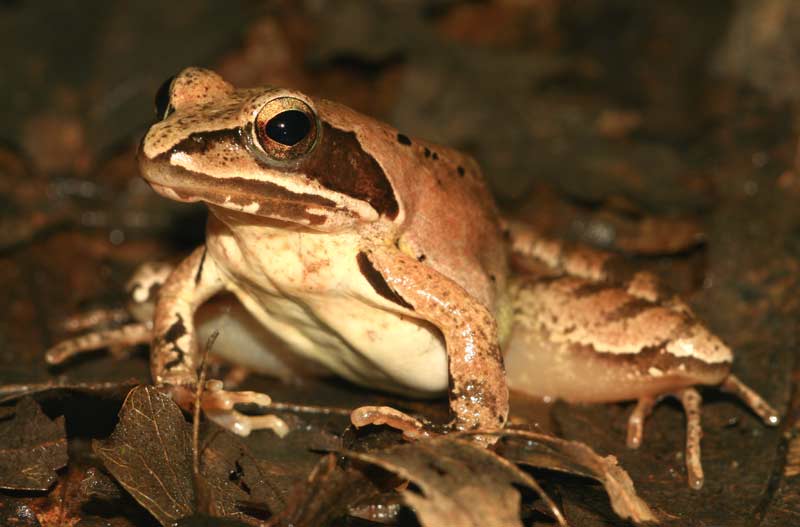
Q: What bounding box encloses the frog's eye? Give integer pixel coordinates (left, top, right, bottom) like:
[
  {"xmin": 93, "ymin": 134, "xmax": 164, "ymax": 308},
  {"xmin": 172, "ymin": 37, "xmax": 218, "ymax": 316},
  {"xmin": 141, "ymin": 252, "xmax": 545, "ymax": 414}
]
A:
[
  {"xmin": 154, "ymin": 75, "xmax": 176, "ymax": 120},
  {"xmin": 253, "ymin": 97, "xmax": 319, "ymax": 162}
]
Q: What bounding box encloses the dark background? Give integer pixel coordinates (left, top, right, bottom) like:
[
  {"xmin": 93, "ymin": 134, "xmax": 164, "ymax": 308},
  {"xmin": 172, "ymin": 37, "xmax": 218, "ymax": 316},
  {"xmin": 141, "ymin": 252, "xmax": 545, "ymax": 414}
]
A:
[{"xmin": 1, "ymin": 1, "xmax": 799, "ymax": 525}]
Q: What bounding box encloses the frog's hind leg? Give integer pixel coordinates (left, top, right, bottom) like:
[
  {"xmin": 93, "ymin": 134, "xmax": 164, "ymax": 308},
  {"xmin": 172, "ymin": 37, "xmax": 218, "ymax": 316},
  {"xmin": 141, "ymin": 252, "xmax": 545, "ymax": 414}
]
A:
[
  {"xmin": 46, "ymin": 262, "xmax": 175, "ymax": 365},
  {"xmin": 507, "ymin": 272, "xmax": 780, "ymax": 488},
  {"xmin": 503, "ymin": 219, "xmax": 674, "ymax": 305}
]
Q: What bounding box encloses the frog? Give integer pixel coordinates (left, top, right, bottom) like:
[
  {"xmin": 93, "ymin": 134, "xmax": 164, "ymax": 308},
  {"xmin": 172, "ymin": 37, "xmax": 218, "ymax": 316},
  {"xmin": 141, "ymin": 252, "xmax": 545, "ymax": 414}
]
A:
[{"xmin": 47, "ymin": 68, "xmax": 779, "ymax": 489}]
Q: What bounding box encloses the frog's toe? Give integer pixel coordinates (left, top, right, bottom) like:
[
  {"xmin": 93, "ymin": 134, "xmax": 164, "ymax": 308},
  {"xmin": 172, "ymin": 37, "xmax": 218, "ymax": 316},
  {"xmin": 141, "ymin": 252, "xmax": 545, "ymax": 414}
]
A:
[
  {"xmin": 623, "ymin": 388, "xmax": 704, "ymax": 489},
  {"xmin": 61, "ymin": 307, "xmax": 130, "ymax": 332},
  {"xmin": 678, "ymin": 387, "xmax": 704, "ymax": 490},
  {"xmin": 205, "ymin": 408, "xmax": 289, "ymax": 437},
  {"xmin": 720, "ymin": 374, "xmax": 780, "ymax": 426},
  {"xmin": 46, "ymin": 323, "xmax": 150, "ymax": 365},
  {"xmin": 351, "ymin": 405, "xmax": 431, "ymax": 440},
  {"xmin": 199, "ymin": 379, "xmax": 272, "ymax": 409},
  {"xmin": 625, "ymin": 396, "xmax": 656, "ymax": 449},
  {"xmin": 170, "ymin": 381, "xmax": 289, "ymax": 437}
]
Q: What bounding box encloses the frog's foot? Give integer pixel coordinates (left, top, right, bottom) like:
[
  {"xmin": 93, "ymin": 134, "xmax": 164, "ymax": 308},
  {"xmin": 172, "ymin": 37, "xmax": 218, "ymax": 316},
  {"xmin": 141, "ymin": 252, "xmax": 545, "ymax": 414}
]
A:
[
  {"xmin": 350, "ymin": 405, "xmax": 432, "ymax": 440},
  {"xmin": 625, "ymin": 375, "xmax": 779, "ymax": 490},
  {"xmin": 169, "ymin": 381, "xmax": 289, "ymax": 438},
  {"xmin": 61, "ymin": 307, "xmax": 131, "ymax": 332},
  {"xmin": 624, "ymin": 389, "xmax": 704, "ymax": 489},
  {"xmin": 720, "ymin": 374, "xmax": 781, "ymax": 426},
  {"xmin": 46, "ymin": 323, "xmax": 151, "ymax": 365}
]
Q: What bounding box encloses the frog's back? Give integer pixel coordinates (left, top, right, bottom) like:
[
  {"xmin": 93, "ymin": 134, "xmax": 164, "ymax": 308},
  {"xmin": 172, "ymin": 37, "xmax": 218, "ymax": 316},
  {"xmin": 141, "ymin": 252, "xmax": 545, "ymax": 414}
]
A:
[{"xmin": 316, "ymin": 99, "xmax": 508, "ymax": 316}]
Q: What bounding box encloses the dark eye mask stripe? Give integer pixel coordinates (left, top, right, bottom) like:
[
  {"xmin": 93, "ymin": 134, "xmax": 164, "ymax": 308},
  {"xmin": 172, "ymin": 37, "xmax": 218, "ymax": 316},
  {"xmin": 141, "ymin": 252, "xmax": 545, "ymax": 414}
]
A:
[
  {"xmin": 156, "ymin": 122, "xmax": 399, "ymax": 219},
  {"xmin": 154, "ymin": 130, "xmax": 338, "ymax": 209},
  {"xmin": 162, "ymin": 128, "xmax": 243, "ymax": 156},
  {"xmin": 300, "ymin": 122, "xmax": 399, "ymax": 219}
]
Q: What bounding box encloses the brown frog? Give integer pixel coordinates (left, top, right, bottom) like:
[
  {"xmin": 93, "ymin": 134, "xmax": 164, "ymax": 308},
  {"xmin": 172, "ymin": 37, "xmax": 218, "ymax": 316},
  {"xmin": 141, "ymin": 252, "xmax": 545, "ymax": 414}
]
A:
[{"xmin": 48, "ymin": 68, "xmax": 779, "ymax": 489}]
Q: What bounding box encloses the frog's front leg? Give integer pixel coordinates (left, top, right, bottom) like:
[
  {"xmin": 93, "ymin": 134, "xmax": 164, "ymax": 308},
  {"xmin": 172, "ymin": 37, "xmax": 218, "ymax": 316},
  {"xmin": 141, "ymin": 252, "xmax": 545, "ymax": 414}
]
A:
[
  {"xmin": 350, "ymin": 246, "xmax": 508, "ymax": 436},
  {"xmin": 153, "ymin": 246, "xmax": 288, "ymax": 437}
]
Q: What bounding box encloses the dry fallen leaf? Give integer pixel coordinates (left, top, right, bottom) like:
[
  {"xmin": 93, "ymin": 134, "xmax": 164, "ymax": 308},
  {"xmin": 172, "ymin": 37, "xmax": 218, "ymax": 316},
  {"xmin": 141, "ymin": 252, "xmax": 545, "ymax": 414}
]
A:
[
  {"xmin": 494, "ymin": 429, "xmax": 658, "ymax": 524},
  {"xmin": 0, "ymin": 397, "xmax": 67, "ymax": 491},
  {"xmin": 341, "ymin": 436, "xmax": 565, "ymax": 527},
  {"xmin": 94, "ymin": 385, "xmax": 297, "ymax": 526},
  {"xmin": 93, "ymin": 385, "xmax": 195, "ymax": 526},
  {"xmin": 271, "ymin": 453, "xmax": 386, "ymax": 527},
  {"xmin": 199, "ymin": 426, "xmax": 287, "ymax": 521}
]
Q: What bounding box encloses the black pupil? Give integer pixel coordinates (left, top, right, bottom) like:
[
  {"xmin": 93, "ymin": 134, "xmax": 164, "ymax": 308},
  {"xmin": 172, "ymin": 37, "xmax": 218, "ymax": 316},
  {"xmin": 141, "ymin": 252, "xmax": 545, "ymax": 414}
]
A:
[
  {"xmin": 265, "ymin": 110, "xmax": 312, "ymax": 146},
  {"xmin": 154, "ymin": 75, "xmax": 175, "ymax": 118}
]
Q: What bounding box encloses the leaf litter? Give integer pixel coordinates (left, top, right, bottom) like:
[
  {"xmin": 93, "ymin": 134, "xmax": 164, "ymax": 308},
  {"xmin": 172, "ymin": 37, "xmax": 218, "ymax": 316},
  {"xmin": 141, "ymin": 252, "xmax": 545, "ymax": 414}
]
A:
[
  {"xmin": 0, "ymin": 397, "xmax": 68, "ymax": 491},
  {"xmin": 88, "ymin": 383, "xmax": 656, "ymax": 526}
]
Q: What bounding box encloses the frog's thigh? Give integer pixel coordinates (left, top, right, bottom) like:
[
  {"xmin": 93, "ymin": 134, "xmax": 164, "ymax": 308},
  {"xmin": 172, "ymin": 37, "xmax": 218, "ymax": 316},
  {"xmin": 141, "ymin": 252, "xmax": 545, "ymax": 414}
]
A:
[
  {"xmin": 504, "ymin": 277, "xmax": 729, "ymax": 403},
  {"xmin": 505, "ymin": 327, "xmax": 725, "ymax": 403}
]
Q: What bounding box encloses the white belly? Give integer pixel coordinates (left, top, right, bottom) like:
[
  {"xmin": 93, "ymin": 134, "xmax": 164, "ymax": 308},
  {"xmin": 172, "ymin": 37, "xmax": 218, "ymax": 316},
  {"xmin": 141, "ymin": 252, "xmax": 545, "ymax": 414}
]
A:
[{"xmin": 205, "ymin": 221, "xmax": 449, "ymax": 397}]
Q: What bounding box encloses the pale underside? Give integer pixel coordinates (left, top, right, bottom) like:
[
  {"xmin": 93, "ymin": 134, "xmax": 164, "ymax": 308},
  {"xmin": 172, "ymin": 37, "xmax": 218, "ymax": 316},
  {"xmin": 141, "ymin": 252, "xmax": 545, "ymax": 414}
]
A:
[{"xmin": 204, "ymin": 215, "xmax": 450, "ymax": 397}]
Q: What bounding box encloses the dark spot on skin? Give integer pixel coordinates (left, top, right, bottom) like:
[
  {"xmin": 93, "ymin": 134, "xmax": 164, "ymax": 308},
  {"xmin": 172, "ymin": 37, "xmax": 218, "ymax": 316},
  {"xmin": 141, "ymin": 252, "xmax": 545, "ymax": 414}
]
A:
[
  {"xmin": 397, "ymin": 133, "xmax": 412, "ymax": 146},
  {"xmin": 489, "ymin": 274, "xmax": 496, "ymax": 283},
  {"xmin": 168, "ymin": 128, "xmax": 240, "ymax": 156},
  {"xmin": 572, "ymin": 282, "xmax": 611, "ymax": 298},
  {"xmin": 605, "ymin": 298, "xmax": 654, "ymax": 323},
  {"xmin": 164, "ymin": 314, "xmax": 187, "ymax": 344},
  {"xmin": 424, "ymin": 147, "xmax": 431, "ymax": 158},
  {"xmin": 194, "ymin": 247, "xmax": 207, "ymax": 286},
  {"xmin": 457, "ymin": 165, "xmax": 465, "ymax": 177},
  {"xmin": 432, "ymin": 152, "xmax": 438, "ymax": 160},
  {"xmin": 301, "ymin": 123, "xmax": 399, "ymax": 218},
  {"xmin": 417, "ymin": 254, "xmax": 427, "ymax": 262},
  {"xmin": 529, "ymin": 274, "xmax": 565, "ymax": 287},
  {"xmin": 426, "ymin": 460, "xmax": 448, "ymax": 477},
  {"xmin": 356, "ymin": 252, "xmax": 413, "ymax": 310},
  {"xmin": 163, "ymin": 313, "xmax": 187, "ymax": 370}
]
